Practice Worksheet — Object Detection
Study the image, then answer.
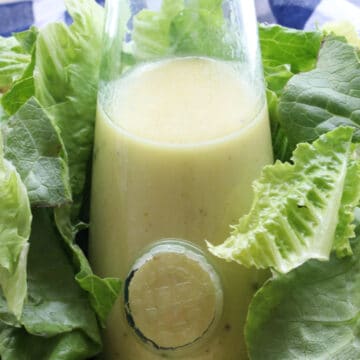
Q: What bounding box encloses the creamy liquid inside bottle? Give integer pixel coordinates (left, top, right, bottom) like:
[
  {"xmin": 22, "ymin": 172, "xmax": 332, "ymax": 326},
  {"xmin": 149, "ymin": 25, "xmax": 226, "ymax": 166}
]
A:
[{"xmin": 90, "ymin": 57, "xmax": 273, "ymax": 359}]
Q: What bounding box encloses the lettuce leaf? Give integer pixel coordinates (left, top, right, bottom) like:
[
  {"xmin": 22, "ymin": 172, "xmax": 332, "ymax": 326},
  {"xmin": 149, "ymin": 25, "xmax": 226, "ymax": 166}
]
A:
[
  {"xmin": 0, "ymin": 35, "xmax": 31, "ymax": 90},
  {"xmin": 279, "ymin": 39, "xmax": 360, "ymax": 152},
  {"xmin": 1, "ymin": 97, "xmax": 71, "ymax": 207},
  {"xmin": 245, "ymin": 222, "xmax": 360, "ymax": 360},
  {"xmin": 263, "ymin": 64, "xmax": 293, "ymax": 97},
  {"xmin": 132, "ymin": 0, "xmax": 183, "ymax": 60},
  {"xmin": 0, "ymin": 0, "xmax": 120, "ymax": 326},
  {"xmin": 0, "ymin": 209, "xmax": 101, "ymax": 359},
  {"xmin": 0, "ymin": 133, "xmax": 31, "ymax": 319},
  {"xmin": 0, "ymin": 100, "xmax": 7, "ymax": 123},
  {"xmin": 2, "ymin": 54, "xmax": 35, "ymax": 116},
  {"xmin": 0, "ymin": 325, "xmax": 99, "ymax": 360},
  {"xmin": 0, "ymin": 0, "xmax": 120, "ymax": 340},
  {"xmin": 259, "ymin": 24, "xmax": 322, "ymax": 73},
  {"xmin": 259, "ymin": 25, "xmax": 322, "ymax": 161},
  {"xmin": 208, "ymin": 127, "xmax": 360, "ymax": 273},
  {"xmin": 263, "ymin": 65, "xmax": 293, "ymax": 161},
  {"xmin": 133, "ymin": 2, "xmax": 327, "ymax": 66},
  {"xmin": 168, "ymin": 0, "xmax": 228, "ymax": 58},
  {"xmin": 0, "ymin": 27, "xmax": 37, "ymax": 117},
  {"xmin": 54, "ymin": 208, "xmax": 121, "ymax": 325},
  {"xmin": 131, "ymin": 0, "xmax": 230, "ymax": 60},
  {"xmin": 74, "ymin": 250, "xmax": 121, "ymax": 326},
  {"xmin": 34, "ymin": 0, "xmax": 104, "ymax": 219}
]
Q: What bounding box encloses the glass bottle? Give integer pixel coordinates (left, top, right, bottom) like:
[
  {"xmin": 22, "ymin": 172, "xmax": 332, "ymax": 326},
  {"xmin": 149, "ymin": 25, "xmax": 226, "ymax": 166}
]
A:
[{"xmin": 90, "ymin": 0, "xmax": 273, "ymax": 359}]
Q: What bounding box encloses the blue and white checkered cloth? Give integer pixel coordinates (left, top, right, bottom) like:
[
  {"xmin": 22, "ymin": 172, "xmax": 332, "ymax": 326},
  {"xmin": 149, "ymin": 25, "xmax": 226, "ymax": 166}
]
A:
[
  {"xmin": 0, "ymin": 0, "xmax": 104, "ymax": 36},
  {"xmin": 256, "ymin": 0, "xmax": 360, "ymax": 31},
  {"xmin": 0, "ymin": 0, "xmax": 359, "ymax": 37}
]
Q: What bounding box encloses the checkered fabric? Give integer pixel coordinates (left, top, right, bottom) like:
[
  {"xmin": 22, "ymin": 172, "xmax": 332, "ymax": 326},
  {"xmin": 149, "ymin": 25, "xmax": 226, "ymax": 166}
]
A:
[
  {"xmin": 256, "ymin": 0, "xmax": 360, "ymax": 31},
  {"xmin": 0, "ymin": 0, "xmax": 359, "ymax": 37},
  {"xmin": 0, "ymin": 0, "xmax": 104, "ymax": 36}
]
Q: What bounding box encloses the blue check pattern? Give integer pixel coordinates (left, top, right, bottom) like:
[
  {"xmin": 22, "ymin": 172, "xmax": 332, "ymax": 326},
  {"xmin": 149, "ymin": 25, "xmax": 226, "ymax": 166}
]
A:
[
  {"xmin": 0, "ymin": 0, "xmax": 104, "ymax": 37},
  {"xmin": 0, "ymin": 0, "xmax": 360, "ymax": 37}
]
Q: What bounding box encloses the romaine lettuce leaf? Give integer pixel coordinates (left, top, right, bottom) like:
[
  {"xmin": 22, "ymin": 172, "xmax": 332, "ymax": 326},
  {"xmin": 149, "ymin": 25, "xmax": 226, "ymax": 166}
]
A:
[
  {"xmin": 259, "ymin": 25, "xmax": 322, "ymax": 161},
  {"xmin": 54, "ymin": 181, "xmax": 121, "ymax": 325},
  {"xmin": 74, "ymin": 249, "xmax": 121, "ymax": 326},
  {"xmin": 208, "ymin": 127, "xmax": 360, "ymax": 273},
  {"xmin": 279, "ymin": 39, "xmax": 360, "ymax": 152},
  {"xmin": 0, "ymin": 133, "xmax": 31, "ymax": 319},
  {"xmin": 1, "ymin": 28, "xmax": 37, "ymax": 116},
  {"xmin": 0, "ymin": 101, "xmax": 7, "ymax": 123},
  {"xmin": 25, "ymin": 0, "xmax": 121, "ymax": 320},
  {"xmin": 245, "ymin": 221, "xmax": 360, "ymax": 360},
  {"xmin": 34, "ymin": 0, "xmax": 104, "ymax": 219},
  {"xmin": 132, "ymin": 0, "xmax": 230, "ymax": 60},
  {"xmin": 132, "ymin": 0, "xmax": 182, "ymax": 60},
  {"xmin": 263, "ymin": 65, "xmax": 293, "ymax": 161},
  {"xmin": 58, "ymin": 231, "xmax": 121, "ymax": 325},
  {"xmin": 0, "ymin": 209, "xmax": 101, "ymax": 359},
  {"xmin": 0, "ymin": 325, "xmax": 99, "ymax": 360},
  {"xmin": 0, "ymin": 36, "xmax": 31, "ymax": 90},
  {"xmin": 263, "ymin": 64, "xmax": 293, "ymax": 97},
  {"xmin": 1, "ymin": 97, "xmax": 71, "ymax": 207},
  {"xmin": 259, "ymin": 24, "xmax": 322, "ymax": 73},
  {"xmin": 2, "ymin": 56, "xmax": 35, "ymax": 116},
  {"xmin": 0, "ymin": 0, "xmax": 120, "ymax": 335},
  {"xmin": 168, "ymin": 0, "xmax": 228, "ymax": 58}
]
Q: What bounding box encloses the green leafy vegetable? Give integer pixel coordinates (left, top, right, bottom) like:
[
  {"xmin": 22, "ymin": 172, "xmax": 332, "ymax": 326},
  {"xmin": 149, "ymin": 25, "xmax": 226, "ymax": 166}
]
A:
[
  {"xmin": 75, "ymin": 259, "xmax": 121, "ymax": 326},
  {"xmin": 0, "ymin": 209, "xmax": 101, "ymax": 360},
  {"xmin": 2, "ymin": 75, "xmax": 34, "ymax": 116},
  {"xmin": 132, "ymin": 0, "xmax": 180, "ymax": 60},
  {"xmin": 279, "ymin": 39, "xmax": 360, "ymax": 152},
  {"xmin": 54, "ymin": 189, "xmax": 121, "ymax": 325},
  {"xmin": 61, "ymin": 236, "xmax": 121, "ymax": 325},
  {"xmin": 259, "ymin": 25, "xmax": 323, "ymax": 161},
  {"xmin": 27, "ymin": 0, "xmax": 121, "ymax": 320},
  {"xmin": 2, "ymin": 60, "xmax": 35, "ymax": 116},
  {"xmin": 168, "ymin": 4, "xmax": 228, "ymax": 58},
  {"xmin": 208, "ymin": 127, "xmax": 360, "ymax": 273},
  {"xmin": 263, "ymin": 65, "xmax": 293, "ymax": 161},
  {"xmin": 0, "ymin": 132, "xmax": 31, "ymax": 319},
  {"xmin": 0, "ymin": 0, "xmax": 121, "ymax": 355},
  {"xmin": 0, "ymin": 325, "xmax": 99, "ymax": 360},
  {"xmin": 259, "ymin": 24, "xmax": 322, "ymax": 73},
  {"xmin": 1, "ymin": 28, "xmax": 37, "ymax": 116},
  {"xmin": 34, "ymin": 0, "xmax": 104, "ymax": 219},
  {"xmin": 132, "ymin": 0, "xmax": 230, "ymax": 60},
  {"xmin": 1, "ymin": 97, "xmax": 71, "ymax": 207},
  {"xmin": 0, "ymin": 101, "xmax": 7, "ymax": 123},
  {"xmin": 263, "ymin": 64, "xmax": 293, "ymax": 97},
  {"xmin": 0, "ymin": 35, "xmax": 31, "ymax": 90},
  {"xmin": 12, "ymin": 28, "xmax": 38, "ymax": 54},
  {"xmin": 246, "ymin": 225, "xmax": 360, "ymax": 360}
]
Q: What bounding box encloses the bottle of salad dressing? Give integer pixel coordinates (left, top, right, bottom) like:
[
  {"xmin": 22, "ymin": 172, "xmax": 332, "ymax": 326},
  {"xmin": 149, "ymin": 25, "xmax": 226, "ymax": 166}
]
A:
[{"xmin": 90, "ymin": 56, "xmax": 273, "ymax": 359}]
